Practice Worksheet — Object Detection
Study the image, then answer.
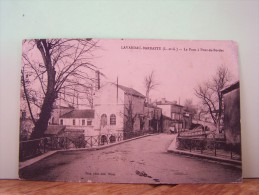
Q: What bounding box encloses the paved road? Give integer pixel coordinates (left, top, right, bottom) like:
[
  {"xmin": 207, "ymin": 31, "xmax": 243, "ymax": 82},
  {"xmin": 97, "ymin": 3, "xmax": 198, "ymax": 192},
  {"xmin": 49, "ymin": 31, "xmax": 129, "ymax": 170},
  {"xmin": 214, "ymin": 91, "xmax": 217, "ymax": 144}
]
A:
[{"xmin": 20, "ymin": 134, "xmax": 241, "ymax": 184}]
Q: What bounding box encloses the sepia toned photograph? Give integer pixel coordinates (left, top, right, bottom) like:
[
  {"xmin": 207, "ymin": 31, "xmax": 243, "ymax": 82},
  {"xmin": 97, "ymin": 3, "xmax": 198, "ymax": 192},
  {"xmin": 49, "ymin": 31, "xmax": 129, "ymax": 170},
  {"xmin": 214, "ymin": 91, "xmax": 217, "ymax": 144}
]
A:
[{"xmin": 19, "ymin": 38, "xmax": 242, "ymax": 184}]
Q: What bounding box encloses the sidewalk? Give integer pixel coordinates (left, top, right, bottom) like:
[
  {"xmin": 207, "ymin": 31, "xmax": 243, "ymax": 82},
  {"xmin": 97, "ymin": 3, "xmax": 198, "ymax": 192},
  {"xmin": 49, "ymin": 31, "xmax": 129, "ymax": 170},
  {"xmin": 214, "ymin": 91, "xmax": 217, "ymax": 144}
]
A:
[
  {"xmin": 167, "ymin": 135, "xmax": 241, "ymax": 166},
  {"xmin": 19, "ymin": 133, "xmax": 154, "ymax": 170},
  {"xmin": 19, "ymin": 151, "xmax": 57, "ymax": 169}
]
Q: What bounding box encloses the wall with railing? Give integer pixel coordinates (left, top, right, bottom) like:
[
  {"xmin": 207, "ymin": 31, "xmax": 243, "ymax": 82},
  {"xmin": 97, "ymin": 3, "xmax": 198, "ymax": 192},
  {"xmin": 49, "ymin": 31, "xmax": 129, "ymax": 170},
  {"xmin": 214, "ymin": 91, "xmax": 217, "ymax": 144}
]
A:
[
  {"xmin": 176, "ymin": 137, "xmax": 241, "ymax": 161},
  {"xmin": 19, "ymin": 130, "xmax": 152, "ymax": 162}
]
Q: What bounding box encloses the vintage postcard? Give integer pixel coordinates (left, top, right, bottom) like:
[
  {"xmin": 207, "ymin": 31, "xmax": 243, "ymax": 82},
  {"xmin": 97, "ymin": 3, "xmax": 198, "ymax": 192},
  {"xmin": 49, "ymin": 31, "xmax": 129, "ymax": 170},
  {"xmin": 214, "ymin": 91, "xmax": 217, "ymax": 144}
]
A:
[{"xmin": 19, "ymin": 39, "xmax": 241, "ymax": 184}]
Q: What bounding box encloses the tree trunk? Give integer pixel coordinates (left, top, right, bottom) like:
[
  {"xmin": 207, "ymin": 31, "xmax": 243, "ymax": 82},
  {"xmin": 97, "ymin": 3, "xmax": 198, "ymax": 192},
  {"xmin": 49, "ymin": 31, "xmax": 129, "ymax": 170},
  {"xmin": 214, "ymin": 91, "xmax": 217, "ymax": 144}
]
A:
[
  {"xmin": 31, "ymin": 40, "xmax": 57, "ymax": 139},
  {"xmin": 31, "ymin": 92, "xmax": 57, "ymax": 138}
]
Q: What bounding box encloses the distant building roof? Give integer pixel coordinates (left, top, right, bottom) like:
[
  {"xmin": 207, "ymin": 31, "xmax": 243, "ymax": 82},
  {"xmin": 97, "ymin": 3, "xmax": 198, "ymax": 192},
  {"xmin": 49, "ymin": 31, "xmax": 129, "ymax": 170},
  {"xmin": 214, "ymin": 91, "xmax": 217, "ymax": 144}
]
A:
[
  {"xmin": 117, "ymin": 84, "xmax": 145, "ymax": 98},
  {"xmin": 156, "ymin": 99, "xmax": 183, "ymax": 107},
  {"xmin": 145, "ymin": 103, "xmax": 162, "ymax": 109},
  {"xmin": 44, "ymin": 125, "xmax": 66, "ymax": 135},
  {"xmin": 53, "ymin": 104, "xmax": 75, "ymax": 109},
  {"xmin": 60, "ymin": 109, "xmax": 94, "ymax": 118},
  {"xmin": 221, "ymin": 81, "xmax": 239, "ymax": 94}
]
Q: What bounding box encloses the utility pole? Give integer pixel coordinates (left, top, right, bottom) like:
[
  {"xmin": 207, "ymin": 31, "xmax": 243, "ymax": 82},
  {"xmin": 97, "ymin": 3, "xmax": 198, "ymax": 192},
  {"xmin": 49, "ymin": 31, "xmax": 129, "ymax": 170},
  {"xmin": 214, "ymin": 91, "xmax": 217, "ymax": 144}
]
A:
[{"xmin": 117, "ymin": 77, "xmax": 118, "ymax": 104}]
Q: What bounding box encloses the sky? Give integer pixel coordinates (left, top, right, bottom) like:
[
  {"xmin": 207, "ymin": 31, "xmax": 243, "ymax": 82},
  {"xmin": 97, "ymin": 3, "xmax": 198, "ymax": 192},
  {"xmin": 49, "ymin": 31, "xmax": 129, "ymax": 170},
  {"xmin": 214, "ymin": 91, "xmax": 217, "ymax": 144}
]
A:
[
  {"xmin": 92, "ymin": 39, "xmax": 239, "ymax": 105},
  {"xmin": 21, "ymin": 39, "xmax": 240, "ymax": 110}
]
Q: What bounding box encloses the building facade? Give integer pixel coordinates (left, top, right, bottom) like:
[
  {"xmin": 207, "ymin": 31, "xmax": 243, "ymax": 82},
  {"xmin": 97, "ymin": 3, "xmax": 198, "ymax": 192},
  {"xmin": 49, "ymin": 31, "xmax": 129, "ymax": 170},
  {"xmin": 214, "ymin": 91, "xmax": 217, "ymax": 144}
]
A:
[
  {"xmin": 144, "ymin": 103, "xmax": 162, "ymax": 132},
  {"xmin": 59, "ymin": 109, "xmax": 95, "ymax": 136},
  {"xmin": 50, "ymin": 104, "xmax": 74, "ymax": 125},
  {"xmin": 93, "ymin": 83, "xmax": 146, "ymax": 135},
  {"xmin": 221, "ymin": 81, "xmax": 241, "ymax": 145},
  {"xmin": 156, "ymin": 98, "xmax": 190, "ymax": 132}
]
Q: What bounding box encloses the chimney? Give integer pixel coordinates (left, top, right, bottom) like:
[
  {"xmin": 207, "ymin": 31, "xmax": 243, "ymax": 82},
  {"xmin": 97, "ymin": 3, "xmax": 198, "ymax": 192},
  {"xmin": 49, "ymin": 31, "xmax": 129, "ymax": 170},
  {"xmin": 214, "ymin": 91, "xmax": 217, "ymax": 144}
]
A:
[
  {"xmin": 161, "ymin": 98, "xmax": 166, "ymax": 104},
  {"xmin": 95, "ymin": 70, "xmax": 100, "ymax": 90}
]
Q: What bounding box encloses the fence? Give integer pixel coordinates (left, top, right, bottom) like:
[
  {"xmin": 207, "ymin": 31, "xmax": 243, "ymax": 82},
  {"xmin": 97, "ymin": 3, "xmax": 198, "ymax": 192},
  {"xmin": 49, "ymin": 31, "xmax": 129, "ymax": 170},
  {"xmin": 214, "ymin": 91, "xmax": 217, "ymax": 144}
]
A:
[
  {"xmin": 19, "ymin": 131, "xmax": 151, "ymax": 161},
  {"xmin": 176, "ymin": 137, "xmax": 241, "ymax": 161},
  {"xmin": 19, "ymin": 138, "xmax": 50, "ymax": 162}
]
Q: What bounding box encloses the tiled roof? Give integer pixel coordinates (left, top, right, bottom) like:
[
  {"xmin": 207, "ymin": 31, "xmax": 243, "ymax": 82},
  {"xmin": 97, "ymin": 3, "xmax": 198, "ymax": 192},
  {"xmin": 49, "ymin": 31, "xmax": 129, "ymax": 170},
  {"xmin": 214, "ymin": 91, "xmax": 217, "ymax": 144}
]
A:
[
  {"xmin": 117, "ymin": 84, "xmax": 145, "ymax": 98},
  {"xmin": 156, "ymin": 100, "xmax": 183, "ymax": 107},
  {"xmin": 156, "ymin": 100, "xmax": 174, "ymax": 105},
  {"xmin": 60, "ymin": 109, "xmax": 94, "ymax": 119},
  {"xmin": 145, "ymin": 103, "xmax": 162, "ymax": 109},
  {"xmin": 53, "ymin": 103, "xmax": 75, "ymax": 109},
  {"xmin": 44, "ymin": 125, "xmax": 66, "ymax": 135}
]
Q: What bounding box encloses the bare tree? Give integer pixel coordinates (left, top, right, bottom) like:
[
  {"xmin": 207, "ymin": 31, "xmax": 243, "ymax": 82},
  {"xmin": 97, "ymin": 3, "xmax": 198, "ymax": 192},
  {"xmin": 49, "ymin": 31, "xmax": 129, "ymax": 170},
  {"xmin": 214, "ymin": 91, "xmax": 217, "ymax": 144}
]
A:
[
  {"xmin": 22, "ymin": 39, "xmax": 99, "ymax": 138},
  {"xmin": 194, "ymin": 65, "xmax": 231, "ymax": 132},
  {"xmin": 144, "ymin": 71, "xmax": 159, "ymax": 131},
  {"xmin": 21, "ymin": 68, "xmax": 36, "ymax": 125},
  {"xmin": 195, "ymin": 104, "xmax": 209, "ymax": 121},
  {"xmin": 183, "ymin": 98, "xmax": 197, "ymax": 115},
  {"xmin": 144, "ymin": 71, "xmax": 158, "ymax": 104}
]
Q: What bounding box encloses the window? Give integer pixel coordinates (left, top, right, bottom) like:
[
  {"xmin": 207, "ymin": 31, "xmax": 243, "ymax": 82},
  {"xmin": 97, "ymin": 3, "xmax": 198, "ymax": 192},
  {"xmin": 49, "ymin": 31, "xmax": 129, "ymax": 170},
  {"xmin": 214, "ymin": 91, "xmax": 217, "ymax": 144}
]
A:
[
  {"xmin": 73, "ymin": 119, "xmax": 76, "ymax": 125},
  {"xmin": 82, "ymin": 119, "xmax": 85, "ymax": 126},
  {"xmin": 172, "ymin": 113, "xmax": 181, "ymax": 120},
  {"xmin": 110, "ymin": 114, "xmax": 116, "ymax": 125},
  {"xmin": 60, "ymin": 119, "xmax": 63, "ymax": 125},
  {"xmin": 87, "ymin": 120, "xmax": 92, "ymax": 126},
  {"xmin": 171, "ymin": 113, "xmax": 175, "ymax": 119},
  {"xmin": 101, "ymin": 114, "xmax": 107, "ymax": 127}
]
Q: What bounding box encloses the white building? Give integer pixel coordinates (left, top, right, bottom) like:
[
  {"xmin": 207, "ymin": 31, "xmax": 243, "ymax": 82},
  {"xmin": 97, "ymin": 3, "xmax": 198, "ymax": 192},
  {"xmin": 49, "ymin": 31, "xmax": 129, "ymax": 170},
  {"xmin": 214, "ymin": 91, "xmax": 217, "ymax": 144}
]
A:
[
  {"xmin": 46, "ymin": 82, "xmax": 148, "ymax": 138},
  {"xmin": 59, "ymin": 109, "xmax": 95, "ymax": 136},
  {"xmin": 93, "ymin": 83, "xmax": 146, "ymax": 135},
  {"xmin": 50, "ymin": 105, "xmax": 74, "ymax": 125},
  {"xmin": 156, "ymin": 98, "xmax": 186, "ymax": 132}
]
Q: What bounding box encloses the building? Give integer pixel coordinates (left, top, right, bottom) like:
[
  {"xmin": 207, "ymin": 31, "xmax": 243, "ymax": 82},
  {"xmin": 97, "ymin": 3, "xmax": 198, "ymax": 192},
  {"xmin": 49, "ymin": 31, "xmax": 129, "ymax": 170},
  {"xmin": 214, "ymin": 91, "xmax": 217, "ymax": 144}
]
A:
[
  {"xmin": 221, "ymin": 81, "xmax": 241, "ymax": 145},
  {"xmin": 49, "ymin": 104, "xmax": 74, "ymax": 125},
  {"xmin": 156, "ymin": 98, "xmax": 190, "ymax": 132},
  {"xmin": 58, "ymin": 109, "xmax": 95, "ymax": 136},
  {"xmin": 156, "ymin": 98, "xmax": 175, "ymax": 118},
  {"xmin": 171, "ymin": 103, "xmax": 184, "ymax": 131},
  {"xmin": 161, "ymin": 115, "xmax": 174, "ymax": 133},
  {"xmin": 144, "ymin": 103, "xmax": 162, "ymax": 132},
  {"xmin": 93, "ymin": 83, "xmax": 146, "ymax": 135}
]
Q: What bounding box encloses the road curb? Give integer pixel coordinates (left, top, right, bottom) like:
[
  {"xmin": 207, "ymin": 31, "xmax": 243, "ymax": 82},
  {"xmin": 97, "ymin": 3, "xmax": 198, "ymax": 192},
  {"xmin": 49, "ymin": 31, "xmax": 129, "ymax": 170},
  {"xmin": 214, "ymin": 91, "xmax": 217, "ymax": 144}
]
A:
[
  {"xmin": 19, "ymin": 151, "xmax": 58, "ymax": 170},
  {"xmin": 168, "ymin": 149, "xmax": 242, "ymax": 166},
  {"xmin": 167, "ymin": 138, "xmax": 242, "ymax": 166}
]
